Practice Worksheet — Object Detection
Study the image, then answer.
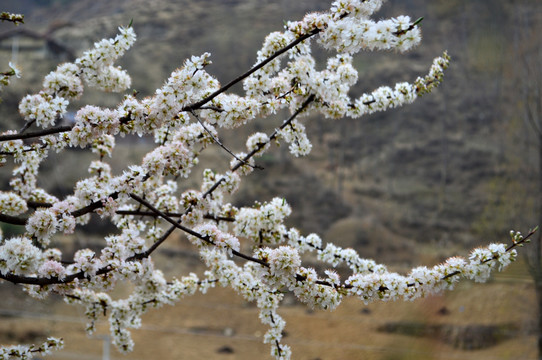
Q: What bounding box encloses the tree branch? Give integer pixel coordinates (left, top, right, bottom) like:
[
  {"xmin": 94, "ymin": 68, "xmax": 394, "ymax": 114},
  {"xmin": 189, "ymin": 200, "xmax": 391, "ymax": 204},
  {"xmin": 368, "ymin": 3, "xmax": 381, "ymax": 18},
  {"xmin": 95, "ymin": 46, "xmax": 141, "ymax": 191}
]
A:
[
  {"xmin": 0, "ymin": 125, "xmax": 73, "ymax": 142},
  {"xmin": 189, "ymin": 109, "xmax": 262, "ymax": 170},
  {"xmin": 0, "ymin": 212, "xmax": 26, "ymax": 225},
  {"xmin": 129, "ymin": 193, "xmax": 269, "ymax": 267},
  {"xmin": 202, "ymin": 94, "xmax": 316, "ymax": 198},
  {"xmin": 115, "ymin": 209, "xmax": 234, "ymax": 222},
  {"xmin": 182, "ymin": 29, "xmax": 320, "ymax": 112},
  {"xmin": 70, "ymin": 192, "xmax": 119, "ymax": 218}
]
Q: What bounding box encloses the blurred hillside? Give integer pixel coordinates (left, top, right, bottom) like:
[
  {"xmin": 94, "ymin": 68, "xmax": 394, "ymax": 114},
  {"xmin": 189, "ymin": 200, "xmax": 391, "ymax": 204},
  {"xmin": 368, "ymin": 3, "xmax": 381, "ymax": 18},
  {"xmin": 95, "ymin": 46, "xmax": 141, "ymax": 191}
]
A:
[
  {"xmin": 0, "ymin": 0, "xmax": 540, "ymax": 266},
  {"xmin": 2, "ymin": 1, "xmax": 542, "ymax": 360}
]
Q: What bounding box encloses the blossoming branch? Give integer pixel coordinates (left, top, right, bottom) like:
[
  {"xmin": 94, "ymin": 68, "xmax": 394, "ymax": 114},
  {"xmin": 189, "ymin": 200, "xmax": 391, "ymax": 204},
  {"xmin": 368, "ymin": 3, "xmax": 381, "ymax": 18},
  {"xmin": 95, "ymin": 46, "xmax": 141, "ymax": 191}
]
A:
[{"xmin": 0, "ymin": 1, "xmax": 532, "ymax": 359}]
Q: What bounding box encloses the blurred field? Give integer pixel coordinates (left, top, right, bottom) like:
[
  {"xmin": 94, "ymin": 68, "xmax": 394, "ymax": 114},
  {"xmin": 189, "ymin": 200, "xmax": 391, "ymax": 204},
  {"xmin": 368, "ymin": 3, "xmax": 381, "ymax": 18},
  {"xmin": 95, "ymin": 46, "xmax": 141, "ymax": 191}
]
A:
[{"xmin": 0, "ymin": 256, "xmax": 537, "ymax": 360}]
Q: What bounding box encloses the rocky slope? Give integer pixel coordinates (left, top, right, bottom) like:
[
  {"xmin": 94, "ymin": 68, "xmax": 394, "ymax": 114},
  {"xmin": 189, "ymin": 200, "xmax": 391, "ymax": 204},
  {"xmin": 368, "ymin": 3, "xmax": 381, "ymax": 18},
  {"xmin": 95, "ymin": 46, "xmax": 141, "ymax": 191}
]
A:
[{"xmin": 0, "ymin": 0, "xmax": 535, "ymax": 264}]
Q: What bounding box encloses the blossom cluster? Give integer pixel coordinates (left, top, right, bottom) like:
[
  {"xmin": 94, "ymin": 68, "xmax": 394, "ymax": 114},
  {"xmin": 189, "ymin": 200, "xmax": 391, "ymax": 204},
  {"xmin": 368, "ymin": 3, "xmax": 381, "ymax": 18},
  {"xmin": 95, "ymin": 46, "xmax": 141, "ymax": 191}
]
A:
[
  {"xmin": 0, "ymin": 191, "xmax": 27, "ymax": 216},
  {"xmin": 0, "ymin": 236, "xmax": 41, "ymax": 275},
  {"xmin": 0, "ymin": 0, "xmax": 526, "ymax": 359},
  {"xmin": 0, "ymin": 11, "xmax": 24, "ymax": 25},
  {"xmin": 76, "ymin": 26, "xmax": 135, "ymax": 92},
  {"xmin": 0, "ymin": 337, "xmax": 63, "ymax": 360},
  {"xmin": 18, "ymin": 27, "xmax": 136, "ymax": 132},
  {"xmin": 344, "ymin": 243, "xmax": 518, "ymax": 304},
  {"xmin": 234, "ymin": 197, "xmax": 292, "ymax": 245},
  {"xmin": 0, "ymin": 62, "xmax": 21, "ymax": 94}
]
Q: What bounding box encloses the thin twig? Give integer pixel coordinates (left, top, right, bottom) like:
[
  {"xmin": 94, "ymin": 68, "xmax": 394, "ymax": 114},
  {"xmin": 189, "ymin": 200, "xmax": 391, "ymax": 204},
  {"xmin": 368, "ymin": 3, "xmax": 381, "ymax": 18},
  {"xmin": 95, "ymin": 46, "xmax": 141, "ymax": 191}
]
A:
[
  {"xmin": 115, "ymin": 209, "xmax": 235, "ymax": 222},
  {"xmin": 202, "ymin": 94, "xmax": 315, "ymax": 198},
  {"xmin": 0, "ymin": 143, "xmax": 48, "ymax": 156},
  {"xmin": 129, "ymin": 193, "xmax": 269, "ymax": 266},
  {"xmin": 182, "ymin": 29, "xmax": 320, "ymax": 112},
  {"xmin": 392, "ymin": 17, "xmax": 423, "ymax": 36},
  {"xmin": 19, "ymin": 119, "xmax": 36, "ymax": 134},
  {"xmin": 70, "ymin": 192, "xmax": 119, "ymax": 218},
  {"xmin": 189, "ymin": 109, "xmax": 262, "ymax": 170},
  {"xmin": 198, "ymin": 105, "xmax": 224, "ymax": 112},
  {"xmin": 116, "ymin": 210, "xmax": 184, "ymax": 217}
]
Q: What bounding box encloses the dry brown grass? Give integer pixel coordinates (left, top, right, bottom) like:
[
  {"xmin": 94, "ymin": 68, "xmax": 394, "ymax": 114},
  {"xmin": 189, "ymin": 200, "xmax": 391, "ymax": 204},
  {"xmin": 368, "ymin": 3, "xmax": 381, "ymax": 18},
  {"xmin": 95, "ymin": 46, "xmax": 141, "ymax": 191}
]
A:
[{"xmin": 0, "ymin": 258, "xmax": 537, "ymax": 360}]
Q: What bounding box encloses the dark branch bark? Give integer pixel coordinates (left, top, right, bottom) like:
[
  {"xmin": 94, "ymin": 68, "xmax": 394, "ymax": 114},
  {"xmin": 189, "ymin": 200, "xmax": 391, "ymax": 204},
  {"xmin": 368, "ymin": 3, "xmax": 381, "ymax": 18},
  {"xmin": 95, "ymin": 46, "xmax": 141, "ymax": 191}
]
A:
[
  {"xmin": 0, "ymin": 213, "xmax": 26, "ymax": 225},
  {"xmin": 0, "ymin": 125, "xmax": 73, "ymax": 142},
  {"xmin": 115, "ymin": 209, "xmax": 234, "ymax": 222}
]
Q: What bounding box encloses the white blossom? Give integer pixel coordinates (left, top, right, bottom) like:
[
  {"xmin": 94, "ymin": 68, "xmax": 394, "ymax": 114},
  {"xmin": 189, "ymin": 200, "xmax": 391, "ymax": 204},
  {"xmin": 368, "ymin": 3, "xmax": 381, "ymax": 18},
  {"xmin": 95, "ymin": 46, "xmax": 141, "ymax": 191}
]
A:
[
  {"xmin": 0, "ymin": 237, "xmax": 42, "ymax": 275},
  {"xmin": 0, "ymin": 191, "xmax": 27, "ymax": 215}
]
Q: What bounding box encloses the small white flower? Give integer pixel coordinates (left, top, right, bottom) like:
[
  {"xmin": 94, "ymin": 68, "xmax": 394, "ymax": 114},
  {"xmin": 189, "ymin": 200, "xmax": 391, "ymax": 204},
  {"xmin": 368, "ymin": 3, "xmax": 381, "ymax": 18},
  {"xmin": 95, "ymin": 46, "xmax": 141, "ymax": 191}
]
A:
[{"xmin": 9, "ymin": 61, "xmax": 21, "ymax": 78}]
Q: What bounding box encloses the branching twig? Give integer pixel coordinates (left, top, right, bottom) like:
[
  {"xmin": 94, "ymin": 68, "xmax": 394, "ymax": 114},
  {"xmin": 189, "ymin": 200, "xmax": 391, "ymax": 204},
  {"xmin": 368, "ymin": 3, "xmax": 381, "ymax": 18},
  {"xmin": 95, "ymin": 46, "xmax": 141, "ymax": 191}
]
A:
[
  {"xmin": 70, "ymin": 192, "xmax": 119, "ymax": 218},
  {"xmin": 129, "ymin": 193, "xmax": 269, "ymax": 267},
  {"xmin": 189, "ymin": 109, "xmax": 262, "ymax": 170},
  {"xmin": 0, "ymin": 194, "xmax": 117, "ymax": 226},
  {"xmin": 182, "ymin": 29, "xmax": 320, "ymax": 112},
  {"xmin": 0, "ymin": 143, "xmax": 48, "ymax": 156},
  {"xmin": 393, "ymin": 17, "xmax": 423, "ymax": 36},
  {"xmin": 0, "ymin": 12, "xmax": 24, "ymax": 25},
  {"xmin": 19, "ymin": 119, "xmax": 36, "ymax": 134},
  {"xmin": 202, "ymin": 94, "xmax": 316, "ymax": 198},
  {"xmin": 115, "ymin": 209, "xmax": 234, "ymax": 222}
]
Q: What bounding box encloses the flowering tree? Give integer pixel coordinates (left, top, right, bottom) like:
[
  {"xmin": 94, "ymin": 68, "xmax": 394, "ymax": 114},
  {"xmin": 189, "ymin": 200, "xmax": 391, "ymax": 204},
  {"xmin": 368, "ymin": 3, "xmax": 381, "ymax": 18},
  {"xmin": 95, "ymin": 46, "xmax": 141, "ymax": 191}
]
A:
[{"xmin": 0, "ymin": 1, "xmax": 534, "ymax": 359}]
